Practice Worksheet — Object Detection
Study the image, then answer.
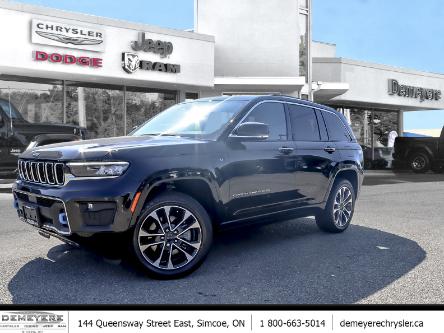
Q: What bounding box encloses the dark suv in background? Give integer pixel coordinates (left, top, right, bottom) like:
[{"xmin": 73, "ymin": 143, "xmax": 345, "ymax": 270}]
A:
[
  {"xmin": 13, "ymin": 95, "xmax": 364, "ymax": 278},
  {"xmin": 0, "ymin": 98, "xmax": 84, "ymax": 177}
]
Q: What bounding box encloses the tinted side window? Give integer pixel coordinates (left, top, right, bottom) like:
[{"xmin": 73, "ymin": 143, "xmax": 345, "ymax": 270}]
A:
[
  {"xmin": 243, "ymin": 102, "xmax": 287, "ymax": 141},
  {"xmin": 322, "ymin": 111, "xmax": 352, "ymax": 142},
  {"xmin": 315, "ymin": 109, "xmax": 329, "ymax": 141},
  {"xmin": 288, "ymin": 105, "xmax": 320, "ymax": 141}
]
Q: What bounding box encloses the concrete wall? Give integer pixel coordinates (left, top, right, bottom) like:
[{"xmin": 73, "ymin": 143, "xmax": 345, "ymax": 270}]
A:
[
  {"xmin": 195, "ymin": 0, "xmax": 300, "ymax": 78},
  {"xmin": 312, "ymin": 41, "xmax": 336, "ymax": 57},
  {"xmin": 313, "ymin": 58, "xmax": 444, "ymax": 110}
]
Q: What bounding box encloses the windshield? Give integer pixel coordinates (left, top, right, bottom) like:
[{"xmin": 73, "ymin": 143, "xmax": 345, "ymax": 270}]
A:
[
  {"xmin": 131, "ymin": 99, "xmax": 248, "ymax": 138},
  {"xmin": 0, "ymin": 99, "xmax": 24, "ymax": 120}
]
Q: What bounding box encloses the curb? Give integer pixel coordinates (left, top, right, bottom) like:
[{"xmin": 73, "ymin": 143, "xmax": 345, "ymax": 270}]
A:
[{"xmin": 0, "ymin": 182, "xmax": 13, "ymax": 194}]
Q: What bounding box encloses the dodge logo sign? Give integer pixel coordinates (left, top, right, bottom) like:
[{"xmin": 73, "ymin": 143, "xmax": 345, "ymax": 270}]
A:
[{"xmin": 31, "ymin": 19, "xmax": 105, "ymax": 52}]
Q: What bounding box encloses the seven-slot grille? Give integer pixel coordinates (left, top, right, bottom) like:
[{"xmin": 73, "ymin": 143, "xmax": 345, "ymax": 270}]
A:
[{"xmin": 18, "ymin": 160, "xmax": 65, "ymax": 185}]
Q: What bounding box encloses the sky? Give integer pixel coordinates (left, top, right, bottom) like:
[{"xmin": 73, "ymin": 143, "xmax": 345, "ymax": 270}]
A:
[{"xmin": 18, "ymin": 0, "xmax": 444, "ymax": 130}]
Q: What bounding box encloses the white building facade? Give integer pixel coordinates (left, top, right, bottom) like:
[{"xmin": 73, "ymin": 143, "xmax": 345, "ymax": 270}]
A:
[{"xmin": 1, "ymin": 0, "xmax": 444, "ymax": 168}]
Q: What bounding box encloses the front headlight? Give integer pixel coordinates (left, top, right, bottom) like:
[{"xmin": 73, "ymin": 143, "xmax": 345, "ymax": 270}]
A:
[{"xmin": 67, "ymin": 162, "xmax": 129, "ymax": 177}]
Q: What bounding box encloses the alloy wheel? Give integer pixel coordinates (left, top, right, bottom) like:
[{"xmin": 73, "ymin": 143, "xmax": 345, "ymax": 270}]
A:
[
  {"xmin": 333, "ymin": 186, "xmax": 353, "ymax": 228},
  {"xmin": 137, "ymin": 205, "xmax": 202, "ymax": 270}
]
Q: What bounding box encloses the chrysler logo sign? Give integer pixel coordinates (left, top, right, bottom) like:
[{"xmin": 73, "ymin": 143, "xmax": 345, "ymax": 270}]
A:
[
  {"xmin": 122, "ymin": 52, "xmax": 180, "ymax": 74},
  {"xmin": 31, "ymin": 19, "xmax": 105, "ymax": 52}
]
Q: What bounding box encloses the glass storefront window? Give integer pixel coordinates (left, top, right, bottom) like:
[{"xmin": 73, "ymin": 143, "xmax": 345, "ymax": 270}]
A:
[
  {"xmin": 0, "ymin": 78, "xmax": 64, "ymax": 125},
  {"xmin": 0, "ymin": 76, "xmax": 177, "ymax": 139},
  {"xmin": 66, "ymin": 82, "xmax": 125, "ymax": 139},
  {"xmin": 125, "ymin": 87, "xmax": 176, "ymax": 134},
  {"xmin": 337, "ymin": 107, "xmax": 399, "ymax": 169}
]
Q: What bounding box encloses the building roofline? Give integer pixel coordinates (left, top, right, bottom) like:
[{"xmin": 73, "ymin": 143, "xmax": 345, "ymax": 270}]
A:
[
  {"xmin": 0, "ymin": 0, "xmax": 215, "ymax": 42},
  {"xmin": 312, "ymin": 40, "xmax": 336, "ymax": 47},
  {"xmin": 313, "ymin": 57, "xmax": 444, "ymax": 79}
]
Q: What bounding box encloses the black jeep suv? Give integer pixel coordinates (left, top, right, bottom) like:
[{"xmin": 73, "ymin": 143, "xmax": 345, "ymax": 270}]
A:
[{"xmin": 13, "ymin": 95, "xmax": 364, "ymax": 278}]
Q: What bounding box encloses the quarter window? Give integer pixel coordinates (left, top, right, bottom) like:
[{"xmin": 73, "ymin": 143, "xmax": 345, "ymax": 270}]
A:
[
  {"xmin": 288, "ymin": 105, "xmax": 320, "ymax": 141},
  {"xmin": 243, "ymin": 102, "xmax": 287, "ymax": 141},
  {"xmin": 322, "ymin": 111, "xmax": 352, "ymax": 142}
]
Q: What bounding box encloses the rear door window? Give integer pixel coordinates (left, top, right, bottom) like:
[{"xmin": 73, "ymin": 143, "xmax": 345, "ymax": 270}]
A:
[
  {"xmin": 287, "ymin": 104, "xmax": 320, "ymax": 141},
  {"xmin": 322, "ymin": 111, "xmax": 352, "ymax": 142}
]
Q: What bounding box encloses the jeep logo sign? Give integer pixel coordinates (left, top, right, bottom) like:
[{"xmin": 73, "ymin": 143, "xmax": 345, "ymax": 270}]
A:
[
  {"xmin": 388, "ymin": 79, "xmax": 442, "ymax": 102},
  {"xmin": 31, "ymin": 19, "xmax": 105, "ymax": 52},
  {"xmin": 131, "ymin": 32, "xmax": 173, "ymax": 58}
]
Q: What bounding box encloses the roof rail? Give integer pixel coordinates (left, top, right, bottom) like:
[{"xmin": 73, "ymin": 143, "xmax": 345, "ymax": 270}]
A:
[{"xmin": 269, "ymin": 93, "xmax": 302, "ymax": 99}]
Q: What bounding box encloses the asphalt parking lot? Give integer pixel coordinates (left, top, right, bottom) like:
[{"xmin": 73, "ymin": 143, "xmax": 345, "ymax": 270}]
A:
[{"xmin": 0, "ymin": 171, "xmax": 443, "ymax": 304}]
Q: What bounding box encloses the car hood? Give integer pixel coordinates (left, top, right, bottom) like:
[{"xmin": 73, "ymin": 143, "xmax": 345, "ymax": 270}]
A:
[{"xmin": 20, "ymin": 135, "xmax": 207, "ymax": 161}]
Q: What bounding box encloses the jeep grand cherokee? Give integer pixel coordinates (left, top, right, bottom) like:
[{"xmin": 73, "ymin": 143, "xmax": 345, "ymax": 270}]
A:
[{"xmin": 13, "ymin": 95, "xmax": 364, "ymax": 278}]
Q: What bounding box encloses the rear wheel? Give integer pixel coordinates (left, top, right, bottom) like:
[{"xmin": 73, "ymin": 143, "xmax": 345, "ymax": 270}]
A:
[
  {"xmin": 132, "ymin": 192, "xmax": 213, "ymax": 279},
  {"xmin": 316, "ymin": 179, "xmax": 355, "ymax": 233},
  {"xmin": 409, "ymin": 152, "xmax": 430, "ymax": 173}
]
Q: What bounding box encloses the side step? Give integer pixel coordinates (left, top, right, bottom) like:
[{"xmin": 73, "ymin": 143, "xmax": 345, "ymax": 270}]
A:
[{"xmin": 36, "ymin": 227, "xmax": 80, "ymax": 248}]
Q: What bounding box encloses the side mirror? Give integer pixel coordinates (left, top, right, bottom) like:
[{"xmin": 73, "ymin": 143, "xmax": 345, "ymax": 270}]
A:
[{"xmin": 231, "ymin": 122, "xmax": 269, "ymax": 140}]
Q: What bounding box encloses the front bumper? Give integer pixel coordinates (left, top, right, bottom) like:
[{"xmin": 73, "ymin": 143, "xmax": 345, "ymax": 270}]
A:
[{"xmin": 12, "ymin": 176, "xmax": 140, "ymax": 236}]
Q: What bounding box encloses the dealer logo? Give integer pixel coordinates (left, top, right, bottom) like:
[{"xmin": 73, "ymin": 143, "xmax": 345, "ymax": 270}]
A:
[
  {"xmin": 0, "ymin": 311, "xmax": 67, "ymax": 332},
  {"xmin": 122, "ymin": 52, "xmax": 140, "ymax": 74},
  {"xmin": 122, "ymin": 52, "xmax": 180, "ymax": 74},
  {"xmin": 36, "ymin": 31, "xmax": 103, "ymax": 46},
  {"xmin": 31, "ymin": 19, "xmax": 105, "ymax": 52},
  {"xmin": 131, "ymin": 32, "xmax": 173, "ymax": 58}
]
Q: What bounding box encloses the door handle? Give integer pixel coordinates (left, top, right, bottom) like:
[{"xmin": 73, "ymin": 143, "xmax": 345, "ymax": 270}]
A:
[
  {"xmin": 278, "ymin": 146, "xmax": 294, "ymax": 155},
  {"xmin": 324, "ymin": 146, "xmax": 336, "ymax": 153}
]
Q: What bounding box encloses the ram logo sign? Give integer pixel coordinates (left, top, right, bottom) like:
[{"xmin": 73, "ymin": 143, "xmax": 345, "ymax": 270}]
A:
[
  {"xmin": 31, "ymin": 19, "xmax": 105, "ymax": 52},
  {"xmin": 122, "ymin": 52, "xmax": 140, "ymax": 74},
  {"xmin": 121, "ymin": 52, "xmax": 180, "ymax": 74}
]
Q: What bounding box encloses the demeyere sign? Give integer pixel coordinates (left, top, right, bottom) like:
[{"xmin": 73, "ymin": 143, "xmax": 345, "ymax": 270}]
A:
[
  {"xmin": 31, "ymin": 19, "xmax": 105, "ymax": 52},
  {"xmin": 388, "ymin": 79, "xmax": 441, "ymax": 102}
]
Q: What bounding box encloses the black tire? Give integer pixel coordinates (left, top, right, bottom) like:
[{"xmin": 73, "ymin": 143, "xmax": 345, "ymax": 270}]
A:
[
  {"xmin": 409, "ymin": 152, "xmax": 430, "ymax": 173},
  {"xmin": 316, "ymin": 179, "xmax": 355, "ymax": 233},
  {"xmin": 131, "ymin": 191, "xmax": 213, "ymax": 279}
]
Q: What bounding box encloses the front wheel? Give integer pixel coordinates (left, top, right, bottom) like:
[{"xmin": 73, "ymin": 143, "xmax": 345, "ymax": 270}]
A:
[
  {"xmin": 316, "ymin": 179, "xmax": 355, "ymax": 233},
  {"xmin": 131, "ymin": 191, "xmax": 213, "ymax": 279}
]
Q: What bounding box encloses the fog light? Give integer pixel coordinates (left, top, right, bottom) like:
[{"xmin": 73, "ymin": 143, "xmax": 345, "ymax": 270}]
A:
[{"xmin": 59, "ymin": 212, "xmax": 68, "ymax": 226}]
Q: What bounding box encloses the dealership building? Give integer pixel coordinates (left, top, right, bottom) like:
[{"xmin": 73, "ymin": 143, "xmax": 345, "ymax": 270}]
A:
[{"xmin": 1, "ymin": 0, "xmax": 444, "ymax": 167}]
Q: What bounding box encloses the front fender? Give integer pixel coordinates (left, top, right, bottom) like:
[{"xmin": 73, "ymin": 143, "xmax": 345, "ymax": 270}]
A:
[
  {"xmin": 128, "ymin": 168, "xmax": 223, "ymax": 227},
  {"xmin": 404, "ymin": 144, "xmax": 435, "ymax": 159}
]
